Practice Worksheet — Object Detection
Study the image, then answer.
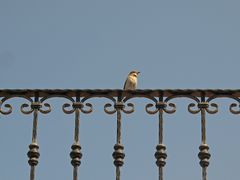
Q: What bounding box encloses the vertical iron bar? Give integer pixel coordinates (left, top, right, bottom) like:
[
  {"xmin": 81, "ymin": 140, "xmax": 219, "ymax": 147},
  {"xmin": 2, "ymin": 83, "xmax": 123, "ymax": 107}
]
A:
[
  {"xmin": 159, "ymin": 109, "xmax": 163, "ymax": 145},
  {"xmin": 159, "ymin": 167, "xmax": 163, "ymax": 180},
  {"xmin": 203, "ymin": 167, "xmax": 207, "ymax": 180},
  {"xmin": 73, "ymin": 108, "xmax": 80, "ymax": 180},
  {"xmin": 155, "ymin": 96, "xmax": 167, "ymax": 180},
  {"xmin": 116, "ymin": 108, "xmax": 122, "ymax": 180},
  {"xmin": 198, "ymin": 95, "xmax": 210, "ymax": 180},
  {"xmin": 32, "ymin": 108, "xmax": 38, "ymax": 143},
  {"xmin": 113, "ymin": 96, "xmax": 125, "ymax": 180},
  {"xmin": 73, "ymin": 165, "xmax": 78, "ymax": 180},
  {"xmin": 201, "ymin": 108, "xmax": 207, "ymax": 180},
  {"xmin": 116, "ymin": 166, "xmax": 120, "ymax": 180},
  {"xmin": 74, "ymin": 108, "xmax": 80, "ymax": 144},
  {"xmin": 70, "ymin": 99, "xmax": 82, "ymax": 180},
  {"xmin": 201, "ymin": 108, "xmax": 206, "ymax": 145},
  {"xmin": 117, "ymin": 109, "xmax": 122, "ymax": 144},
  {"xmin": 29, "ymin": 108, "xmax": 38, "ymax": 180},
  {"xmin": 159, "ymin": 109, "xmax": 164, "ymax": 180},
  {"xmin": 28, "ymin": 95, "xmax": 40, "ymax": 180},
  {"xmin": 30, "ymin": 166, "xmax": 35, "ymax": 180}
]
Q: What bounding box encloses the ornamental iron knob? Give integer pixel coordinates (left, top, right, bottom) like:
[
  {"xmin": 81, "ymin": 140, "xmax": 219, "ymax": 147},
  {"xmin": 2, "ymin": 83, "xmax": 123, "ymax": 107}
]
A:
[
  {"xmin": 155, "ymin": 144, "xmax": 167, "ymax": 167},
  {"xmin": 27, "ymin": 143, "xmax": 40, "ymax": 166},
  {"xmin": 198, "ymin": 144, "xmax": 211, "ymax": 167},
  {"xmin": 112, "ymin": 144, "xmax": 125, "ymax": 167},
  {"xmin": 70, "ymin": 143, "xmax": 82, "ymax": 167}
]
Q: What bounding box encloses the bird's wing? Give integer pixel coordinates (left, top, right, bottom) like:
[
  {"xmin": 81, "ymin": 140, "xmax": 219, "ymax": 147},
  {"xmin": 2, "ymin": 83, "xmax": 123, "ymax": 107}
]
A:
[{"xmin": 123, "ymin": 78, "xmax": 128, "ymax": 90}]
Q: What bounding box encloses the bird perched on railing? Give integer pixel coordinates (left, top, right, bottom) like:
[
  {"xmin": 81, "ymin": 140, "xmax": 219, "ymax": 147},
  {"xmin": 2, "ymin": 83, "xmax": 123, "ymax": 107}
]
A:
[{"xmin": 123, "ymin": 71, "xmax": 140, "ymax": 90}]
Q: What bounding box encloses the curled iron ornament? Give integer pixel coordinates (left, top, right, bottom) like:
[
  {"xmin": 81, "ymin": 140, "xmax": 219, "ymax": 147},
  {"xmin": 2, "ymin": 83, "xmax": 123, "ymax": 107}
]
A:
[
  {"xmin": 123, "ymin": 94, "xmax": 159, "ymax": 114},
  {"xmin": 206, "ymin": 103, "xmax": 218, "ymax": 114},
  {"xmin": 145, "ymin": 102, "xmax": 176, "ymax": 115},
  {"xmin": 0, "ymin": 102, "xmax": 13, "ymax": 115},
  {"xmin": 145, "ymin": 103, "xmax": 158, "ymax": 114},
  {"xmin": 39, "ymin": 103, "xmax": 51, "ymax": 114},
  {"xmin": 188, "ymin": 102, "xmax": 218, "ymax": 115},
  {"xmin": 80, "ymin": 103, "xmax": 93, "ymax": 114},
  {"xmin": 62, "ymin": 103, "xmax": 75, "ymax": 114},
  {"xmin": 104, "ymin": 103, "xmax": 117, "ymax": 114},
  {"xmin": 229, "ymin": 103, "xmax": 240, "ymax": 114},
  {"xmin": 21, "ymin": 102, "xmax": 52, "ymax": 115},
  {"xmin": 165, "ymin": 94, "xmax": 202, "ymax": 115},
  {"xmin": 104, "ymin": 102, "xmax": 135, "ymax": 115},
  {"xmin": 122, "ymin": 103, "xmax": 134, "ymax": 114},
  {"xmin": 164, "ymin": 94, "xmax": 217, "ymax": 115},
  {"xmin": 207, "ymin": 95, "xmax": 240, "ymax": 115},
  {"xmin": 62, "ymin": 102, "xmax": 93, "ymax": 114},
  {"xmin": 40, "ymin": 95, "xmax": 76, "ymax": 115},
  {"xmin": 0, "ymin": 96, "xmax": 33, "ymax": 115},
  {"xmin": 81, "ymin": 94, "xmax": 119, "ymax": 115},
  {"xmin": 164, "ymin": 103, "xmax": 176, "ymax": 114},
  {"xmin": 21, "ymin": 103, "xmax": 34, "ymax": 114},
  {"xmin": 188, "ymin": 103, "xmax": 201, "ymax": 114},
  {"xmin": 0, "ymin": 96, "xmax": 51, "ymax": 115}
]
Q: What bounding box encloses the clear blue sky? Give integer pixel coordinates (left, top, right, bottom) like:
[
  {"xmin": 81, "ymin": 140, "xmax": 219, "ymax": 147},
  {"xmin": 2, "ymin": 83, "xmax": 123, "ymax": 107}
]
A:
[{"xmin": 0, "ymin": 0, "xmax": 240, "ymax": 179}]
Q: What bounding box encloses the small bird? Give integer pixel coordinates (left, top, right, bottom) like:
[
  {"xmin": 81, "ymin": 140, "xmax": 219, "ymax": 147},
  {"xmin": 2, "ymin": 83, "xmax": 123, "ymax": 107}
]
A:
[{"xmin": 123, "ymin": 71, "xmax": 140, "ymax": 90}]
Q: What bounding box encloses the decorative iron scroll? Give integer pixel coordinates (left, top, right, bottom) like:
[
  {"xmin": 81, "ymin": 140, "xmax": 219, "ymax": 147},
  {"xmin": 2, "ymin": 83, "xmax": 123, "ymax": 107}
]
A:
[{"xmin": 1, "ymin": 89, "xmax": 240, "ymax": 180}]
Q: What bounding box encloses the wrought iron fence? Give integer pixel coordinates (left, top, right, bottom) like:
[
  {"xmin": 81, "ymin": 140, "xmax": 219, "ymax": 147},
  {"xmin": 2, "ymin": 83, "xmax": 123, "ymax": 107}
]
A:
[{"xmin": 1, "ymin": 89, "xmax": 240, "ymax": 180}]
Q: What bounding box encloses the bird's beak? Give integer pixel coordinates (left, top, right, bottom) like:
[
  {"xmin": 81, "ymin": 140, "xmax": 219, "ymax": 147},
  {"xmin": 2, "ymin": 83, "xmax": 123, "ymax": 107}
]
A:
[{"xmin": 137, "ymin": 72, "xmax": 140, "ymax": 74}]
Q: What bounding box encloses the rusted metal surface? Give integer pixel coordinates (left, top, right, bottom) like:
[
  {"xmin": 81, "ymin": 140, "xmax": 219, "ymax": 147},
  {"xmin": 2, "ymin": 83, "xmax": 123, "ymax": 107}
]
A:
[{"xmin": 1, "ymin": 89, "xmax": 240, "ymax": 180}]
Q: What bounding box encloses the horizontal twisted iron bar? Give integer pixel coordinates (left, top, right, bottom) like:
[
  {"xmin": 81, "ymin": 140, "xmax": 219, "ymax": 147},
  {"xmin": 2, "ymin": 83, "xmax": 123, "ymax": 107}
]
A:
[{"xmin": 1, "ymin": 89, "xmax": 240, "ymax": 97}]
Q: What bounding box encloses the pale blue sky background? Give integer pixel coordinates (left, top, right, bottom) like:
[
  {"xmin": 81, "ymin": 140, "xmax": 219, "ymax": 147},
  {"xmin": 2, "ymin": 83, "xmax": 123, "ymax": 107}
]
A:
[{"xmin": 0, "ymin": 0, "xmax": 240, "ymax": 179}]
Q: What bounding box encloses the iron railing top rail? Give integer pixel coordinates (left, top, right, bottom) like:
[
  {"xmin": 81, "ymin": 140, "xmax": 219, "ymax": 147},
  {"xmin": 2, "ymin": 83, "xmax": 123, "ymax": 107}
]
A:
[
  {"xmin": 1, "ymin": 88, "xmax": 239, "ymax": 180},
  {"xmin": 1, "ymin": 89, "xmax": 240, "ymax": 97}
]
